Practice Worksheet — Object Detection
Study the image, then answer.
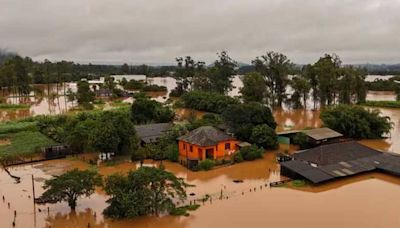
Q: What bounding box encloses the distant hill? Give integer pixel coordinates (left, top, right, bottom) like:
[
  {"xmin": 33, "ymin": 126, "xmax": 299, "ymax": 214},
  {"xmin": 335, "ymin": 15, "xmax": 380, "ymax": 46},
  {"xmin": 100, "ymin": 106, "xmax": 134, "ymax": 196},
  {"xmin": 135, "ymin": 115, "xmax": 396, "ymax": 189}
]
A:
[
  {"xmin": 0, "ymin": 49, "xmax": 16, "ymax": 64},
  {"xmin": 354, "ymin": 64, "xmax": 400, "ymax": 75}
]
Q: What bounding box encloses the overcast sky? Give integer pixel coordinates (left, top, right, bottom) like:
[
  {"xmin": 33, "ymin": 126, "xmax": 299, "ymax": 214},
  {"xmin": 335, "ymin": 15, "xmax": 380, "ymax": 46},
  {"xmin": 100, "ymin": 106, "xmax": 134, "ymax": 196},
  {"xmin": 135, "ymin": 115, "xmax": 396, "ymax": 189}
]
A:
[{"xmin": 1, "ymin": 0, "xmax": 400, "ymax": 65}]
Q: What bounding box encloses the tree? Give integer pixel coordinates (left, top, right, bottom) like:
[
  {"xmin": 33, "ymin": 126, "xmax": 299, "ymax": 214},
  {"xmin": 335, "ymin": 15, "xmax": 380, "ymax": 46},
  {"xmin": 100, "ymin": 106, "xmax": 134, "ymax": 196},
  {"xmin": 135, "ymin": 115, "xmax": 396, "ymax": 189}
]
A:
[
  {"xmin": 209, "ymin": 51, "xmax": 237, "ymax": 94},
  {"xmin": 290, "ymin": 75, "xmax": 311, "ymax": 109},
  {"xmin": 39, "ymin": 169, "xmax": 102, "ymax": 210},
  {"xmin": 222, "ymin": 102, "xmax": 277, "ymax": 141},
  {"xmin": 313, "ymin": 54, "xmax": 341, "ymax": 106},
  {"xmin": 240, "ymin": 72, "xmax": 268, "ymax": 103},
  {"xmin": 174, "ymin": 56, "xmax": 205, "ymax": 95},
  {"xmin": 131, "ymin": 97, "xmax": 174, "ymax": 124},
  {"xmin": 104, "ymin": 167, "xmax": 189, "ymax": 218},
  {"xmin": 320, "ymin": 105, "xmax": 392, "ymax": 139},
  {"xmin": 89, "ymin": 120, "xmax": 120, "ymax": 156},
  {"xmin": 292, "ymin": 132, "xmax": 310, "ymax": 149},
  {"xmin": 249, "ymin": 124, "xmax": 278, "ymax": 149},
  {"xmin": 76, "ymin": 81, "xmax": 95, "ymax": 106},
  {"xmin": 253, "ymin": 51, "xmax": 293, "ymax": 107}
]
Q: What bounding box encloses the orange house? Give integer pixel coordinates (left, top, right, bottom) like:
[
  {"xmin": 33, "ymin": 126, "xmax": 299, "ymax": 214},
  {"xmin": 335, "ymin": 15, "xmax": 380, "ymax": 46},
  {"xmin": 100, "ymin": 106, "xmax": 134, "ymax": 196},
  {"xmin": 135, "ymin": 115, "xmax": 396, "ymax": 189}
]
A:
[{"xmin": 178, "ymin": 126, "xmax": 239, "ymax": 167}]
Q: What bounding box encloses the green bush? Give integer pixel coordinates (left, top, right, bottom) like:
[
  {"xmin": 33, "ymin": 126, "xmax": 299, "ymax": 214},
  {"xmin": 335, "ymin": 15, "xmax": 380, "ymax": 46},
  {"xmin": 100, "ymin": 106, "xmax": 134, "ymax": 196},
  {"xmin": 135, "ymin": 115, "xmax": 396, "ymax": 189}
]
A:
[
  {"xmin": 198, "ymin": 159, "xmax": 215, "ymax": 170},
  {"xmin": 239, "ymin": 145, "xmax": 264, "ymax": 161},
  {"xmin": 233, "ymin": 152, "xmax": 244, "ymax": 163}
]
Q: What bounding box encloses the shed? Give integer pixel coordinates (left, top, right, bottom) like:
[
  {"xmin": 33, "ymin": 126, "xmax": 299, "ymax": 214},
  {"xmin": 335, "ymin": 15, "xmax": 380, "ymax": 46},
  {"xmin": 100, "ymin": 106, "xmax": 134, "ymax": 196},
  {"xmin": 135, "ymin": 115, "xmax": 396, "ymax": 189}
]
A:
[{"xmin": 303, "ymin": 127, "xmax": 343, "ymax": 145}]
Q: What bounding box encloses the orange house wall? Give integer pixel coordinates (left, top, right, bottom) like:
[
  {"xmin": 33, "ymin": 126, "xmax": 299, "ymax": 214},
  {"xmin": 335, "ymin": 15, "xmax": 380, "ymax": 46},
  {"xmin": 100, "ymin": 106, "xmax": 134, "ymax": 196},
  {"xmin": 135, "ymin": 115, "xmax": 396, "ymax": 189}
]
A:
[{"xmin": 179, "ymin": 140, "xmax": 239, "ymax": 160}]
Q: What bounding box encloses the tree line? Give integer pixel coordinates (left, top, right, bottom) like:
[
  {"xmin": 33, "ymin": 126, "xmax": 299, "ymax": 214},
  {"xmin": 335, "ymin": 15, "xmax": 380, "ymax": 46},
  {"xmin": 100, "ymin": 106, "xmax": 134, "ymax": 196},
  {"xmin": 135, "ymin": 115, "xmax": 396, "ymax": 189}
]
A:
[{"xmin": 172, "ymin": 51, "xmax": 368, "ymax": 109}]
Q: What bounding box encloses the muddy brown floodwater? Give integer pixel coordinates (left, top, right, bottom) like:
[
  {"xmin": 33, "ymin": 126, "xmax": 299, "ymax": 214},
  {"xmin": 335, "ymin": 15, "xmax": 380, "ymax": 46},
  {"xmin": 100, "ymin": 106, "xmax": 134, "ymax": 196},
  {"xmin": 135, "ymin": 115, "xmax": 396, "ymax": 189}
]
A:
[{"xmin": 1, "ymin": 76, "xmax": 400, "ymax": 227}]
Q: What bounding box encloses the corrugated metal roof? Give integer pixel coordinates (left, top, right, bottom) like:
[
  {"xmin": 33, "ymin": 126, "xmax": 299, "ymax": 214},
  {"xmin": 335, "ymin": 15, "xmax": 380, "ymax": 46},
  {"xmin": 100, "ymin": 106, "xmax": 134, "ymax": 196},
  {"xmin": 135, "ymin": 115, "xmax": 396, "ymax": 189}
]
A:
[
  {"xmin": 304, "ymin": 128, "xmax": 343, "ymax": 141},
  {"xmin": 134, "ymin": 123, "xmax": 172, "ymax": 143}
]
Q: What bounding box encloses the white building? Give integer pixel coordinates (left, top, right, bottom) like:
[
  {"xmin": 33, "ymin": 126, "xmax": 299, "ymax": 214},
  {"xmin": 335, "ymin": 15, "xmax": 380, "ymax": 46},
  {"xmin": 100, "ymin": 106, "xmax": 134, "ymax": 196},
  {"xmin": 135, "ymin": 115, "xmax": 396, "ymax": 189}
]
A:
[{"xmin": 111, "ymin": 75, "xmax": 147, "ymax": 82}]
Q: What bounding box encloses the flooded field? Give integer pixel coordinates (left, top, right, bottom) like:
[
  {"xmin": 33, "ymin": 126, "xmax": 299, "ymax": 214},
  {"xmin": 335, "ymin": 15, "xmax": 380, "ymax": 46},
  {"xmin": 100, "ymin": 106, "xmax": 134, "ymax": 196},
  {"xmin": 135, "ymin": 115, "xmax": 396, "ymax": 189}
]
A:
[{"xmin": 0, "ymin": 75, "xmax": 396, "ymax": 122}]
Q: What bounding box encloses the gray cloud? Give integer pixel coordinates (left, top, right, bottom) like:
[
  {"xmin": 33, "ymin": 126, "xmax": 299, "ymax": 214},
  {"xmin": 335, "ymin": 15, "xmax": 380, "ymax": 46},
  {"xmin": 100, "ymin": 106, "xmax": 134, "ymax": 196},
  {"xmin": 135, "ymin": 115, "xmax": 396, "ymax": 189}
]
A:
[{"xmin": 1, "ymin": 0, "xmax": 399, "ymax": 64}]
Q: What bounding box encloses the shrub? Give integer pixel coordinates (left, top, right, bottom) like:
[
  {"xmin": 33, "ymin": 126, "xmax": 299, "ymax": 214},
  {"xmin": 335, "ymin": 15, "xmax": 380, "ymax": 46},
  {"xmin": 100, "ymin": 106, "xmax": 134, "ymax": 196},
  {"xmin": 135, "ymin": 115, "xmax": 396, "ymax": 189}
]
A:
[
  {"xmin": 233, "ymin": 152, "xmax": 244, "ymax": 163},
  {"xmin": 239, "ymin": 145, "xmax": 264, "ymax": 161},
  {"xmin": 198, "ymin": 159, "xmax": 215, "ymax": 170}
]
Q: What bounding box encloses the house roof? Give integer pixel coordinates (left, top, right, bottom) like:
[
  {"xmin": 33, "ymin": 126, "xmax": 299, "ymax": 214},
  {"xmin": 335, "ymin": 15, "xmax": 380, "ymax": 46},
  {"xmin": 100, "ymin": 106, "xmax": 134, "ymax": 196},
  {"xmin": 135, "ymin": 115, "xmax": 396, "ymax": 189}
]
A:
[
  {"xmin": 281, "ymin": 141, "xmax": 400, "ymax": 184},
  {"xmin": 134, "ymin": 123, "xmax": 172, "ymax": 143},
  {"xmin": 294, "ymin": 141, "xmax": 381, "ymax": 166},
  {"xmin": 280, "ymin": 160, "xmax": 334, "ymax": 184},
  {"xmin": 178, "ymin": 126, "xmax": 235, "ymax": 147},
  {"xmin": 304, "ymin": 127, "xmax": 343, "ymax": 141}
]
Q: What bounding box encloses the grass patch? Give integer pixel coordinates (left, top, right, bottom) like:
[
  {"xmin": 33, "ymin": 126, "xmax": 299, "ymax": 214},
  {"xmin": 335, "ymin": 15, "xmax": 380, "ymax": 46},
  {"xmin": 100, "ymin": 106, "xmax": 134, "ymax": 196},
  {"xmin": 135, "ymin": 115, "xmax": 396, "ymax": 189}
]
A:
[
  {"xmin": 291, "ymin": 180, "xmax": 307, "ymax": 187},
  {"xmin": 0, "ymin": 103, "xmax": 30, "ymax": 110},
  {"xmin": 363, "ymin": 100, "xmax": 400, "ymax": 109},
  {"xmin": 0, "ymin": 131, "xmax": 57, "ymax": 158},
  {"xmin": 0, "ymin": 121, "xmax": 38, "ymax": 134},
  {"xmin": 170, "ymin": 204, "xmax": 200, "ymax": 216}
]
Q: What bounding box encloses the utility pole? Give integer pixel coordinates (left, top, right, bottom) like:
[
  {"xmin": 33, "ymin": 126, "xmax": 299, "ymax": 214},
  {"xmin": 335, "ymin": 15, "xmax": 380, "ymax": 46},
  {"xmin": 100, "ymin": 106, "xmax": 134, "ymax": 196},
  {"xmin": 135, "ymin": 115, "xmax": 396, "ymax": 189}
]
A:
[{"xmin": 31, "ymin": 175, "xmax": 37, "ymax": 228}]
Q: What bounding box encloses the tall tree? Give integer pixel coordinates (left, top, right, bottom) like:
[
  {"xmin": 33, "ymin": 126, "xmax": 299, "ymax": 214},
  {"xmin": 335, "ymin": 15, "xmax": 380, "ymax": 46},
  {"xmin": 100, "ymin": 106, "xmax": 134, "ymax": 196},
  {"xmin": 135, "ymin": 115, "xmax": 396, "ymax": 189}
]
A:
[
  {"xmin": 313, "ymin": 54, "xmax": 341, "ymax": 106},
  {"xmin": 252, "ymin": 51, "xmax": 293, "ymax": 107},
  {"xmin": 210, "ymin": 51, "xmax": 237, "ymax": 94},
  {"xmin": 174, "ymin": 56, "xmax": 205, "ymax": 95},
  {"xmin": 290, "ymin": 75, "xmax": 311, "ymax": 109},
  {"xmin": 239, "ymin": 72, "xmax": 268, "ymax": 103}
]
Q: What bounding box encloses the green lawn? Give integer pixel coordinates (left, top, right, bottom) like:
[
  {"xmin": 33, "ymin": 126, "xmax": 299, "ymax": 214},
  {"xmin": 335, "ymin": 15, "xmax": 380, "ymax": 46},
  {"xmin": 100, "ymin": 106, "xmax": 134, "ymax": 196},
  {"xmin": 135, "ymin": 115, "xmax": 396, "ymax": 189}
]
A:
[
  {"xmin": 363, "ymin": 100, "xmax": 400, "ymax": 109},
  {"xmin": 0, "ymin": 131, "xmax": 57, "ymax": 158},
  {"xmin": 0, "ymin": 121, "xmax": 38, "ymax": 134},
  {"xmin": 0, "ymin": 103, "xmax": 30, "ymax": 110}
]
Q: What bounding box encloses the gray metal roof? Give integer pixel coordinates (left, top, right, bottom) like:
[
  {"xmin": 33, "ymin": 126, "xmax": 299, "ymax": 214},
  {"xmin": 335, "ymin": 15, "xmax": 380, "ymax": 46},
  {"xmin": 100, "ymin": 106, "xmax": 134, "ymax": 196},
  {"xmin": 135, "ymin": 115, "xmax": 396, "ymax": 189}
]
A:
[
  {"xmin": 281, "ymin": 142, "xmax": 400, "ymax": 184},
  {"xmin": 280, "ymin": 160, "xmax": 334, "ymax": 183},
  {"xmin": 178, "ymin": 126, "xmax": 235, "ymax": 147},
  {"xmin": 294, "ymin": 141, "xmax": 381, "ymax": 166},
  {"xmin": 134, "ymin": 123, "xmax": 172, "ymax": 143},
  {"xmin": 304, "ymin": 127, "xmax": 343, "ymax": 141}
]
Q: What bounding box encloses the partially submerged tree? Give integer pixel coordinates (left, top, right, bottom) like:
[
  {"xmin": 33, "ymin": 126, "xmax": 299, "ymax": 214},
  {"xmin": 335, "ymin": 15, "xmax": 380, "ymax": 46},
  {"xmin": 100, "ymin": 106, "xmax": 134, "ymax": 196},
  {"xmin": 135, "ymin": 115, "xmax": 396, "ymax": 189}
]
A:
[
  {"xmin": 320, "ymin": 105, "xmax": 392, "ymax": 139},
  {"xmin": 104, "ymin": 167, "xmax": 189, "ymax": 219},
  {"xmin": 39, "ymin": 169, "xmax": 102, "ymax": 210},
  {"xmin": 240, "ymin": 72, "xmax": 268, "ymax": 103}
]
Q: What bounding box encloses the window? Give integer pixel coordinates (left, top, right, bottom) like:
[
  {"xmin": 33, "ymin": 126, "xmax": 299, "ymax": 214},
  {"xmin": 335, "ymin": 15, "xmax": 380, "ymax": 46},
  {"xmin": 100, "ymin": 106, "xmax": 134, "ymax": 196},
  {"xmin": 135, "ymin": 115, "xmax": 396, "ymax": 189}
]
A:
[
  {"xmin": 190, "ymin": 145, "xmax": 193, "ymax": 152},
  {"xmin": 225, "ymin": 143, "xmax": 231, "ymax": 150},
  {"xmin": 183, "ymin": 143, "xmax": 186, "ymax": 150}
]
